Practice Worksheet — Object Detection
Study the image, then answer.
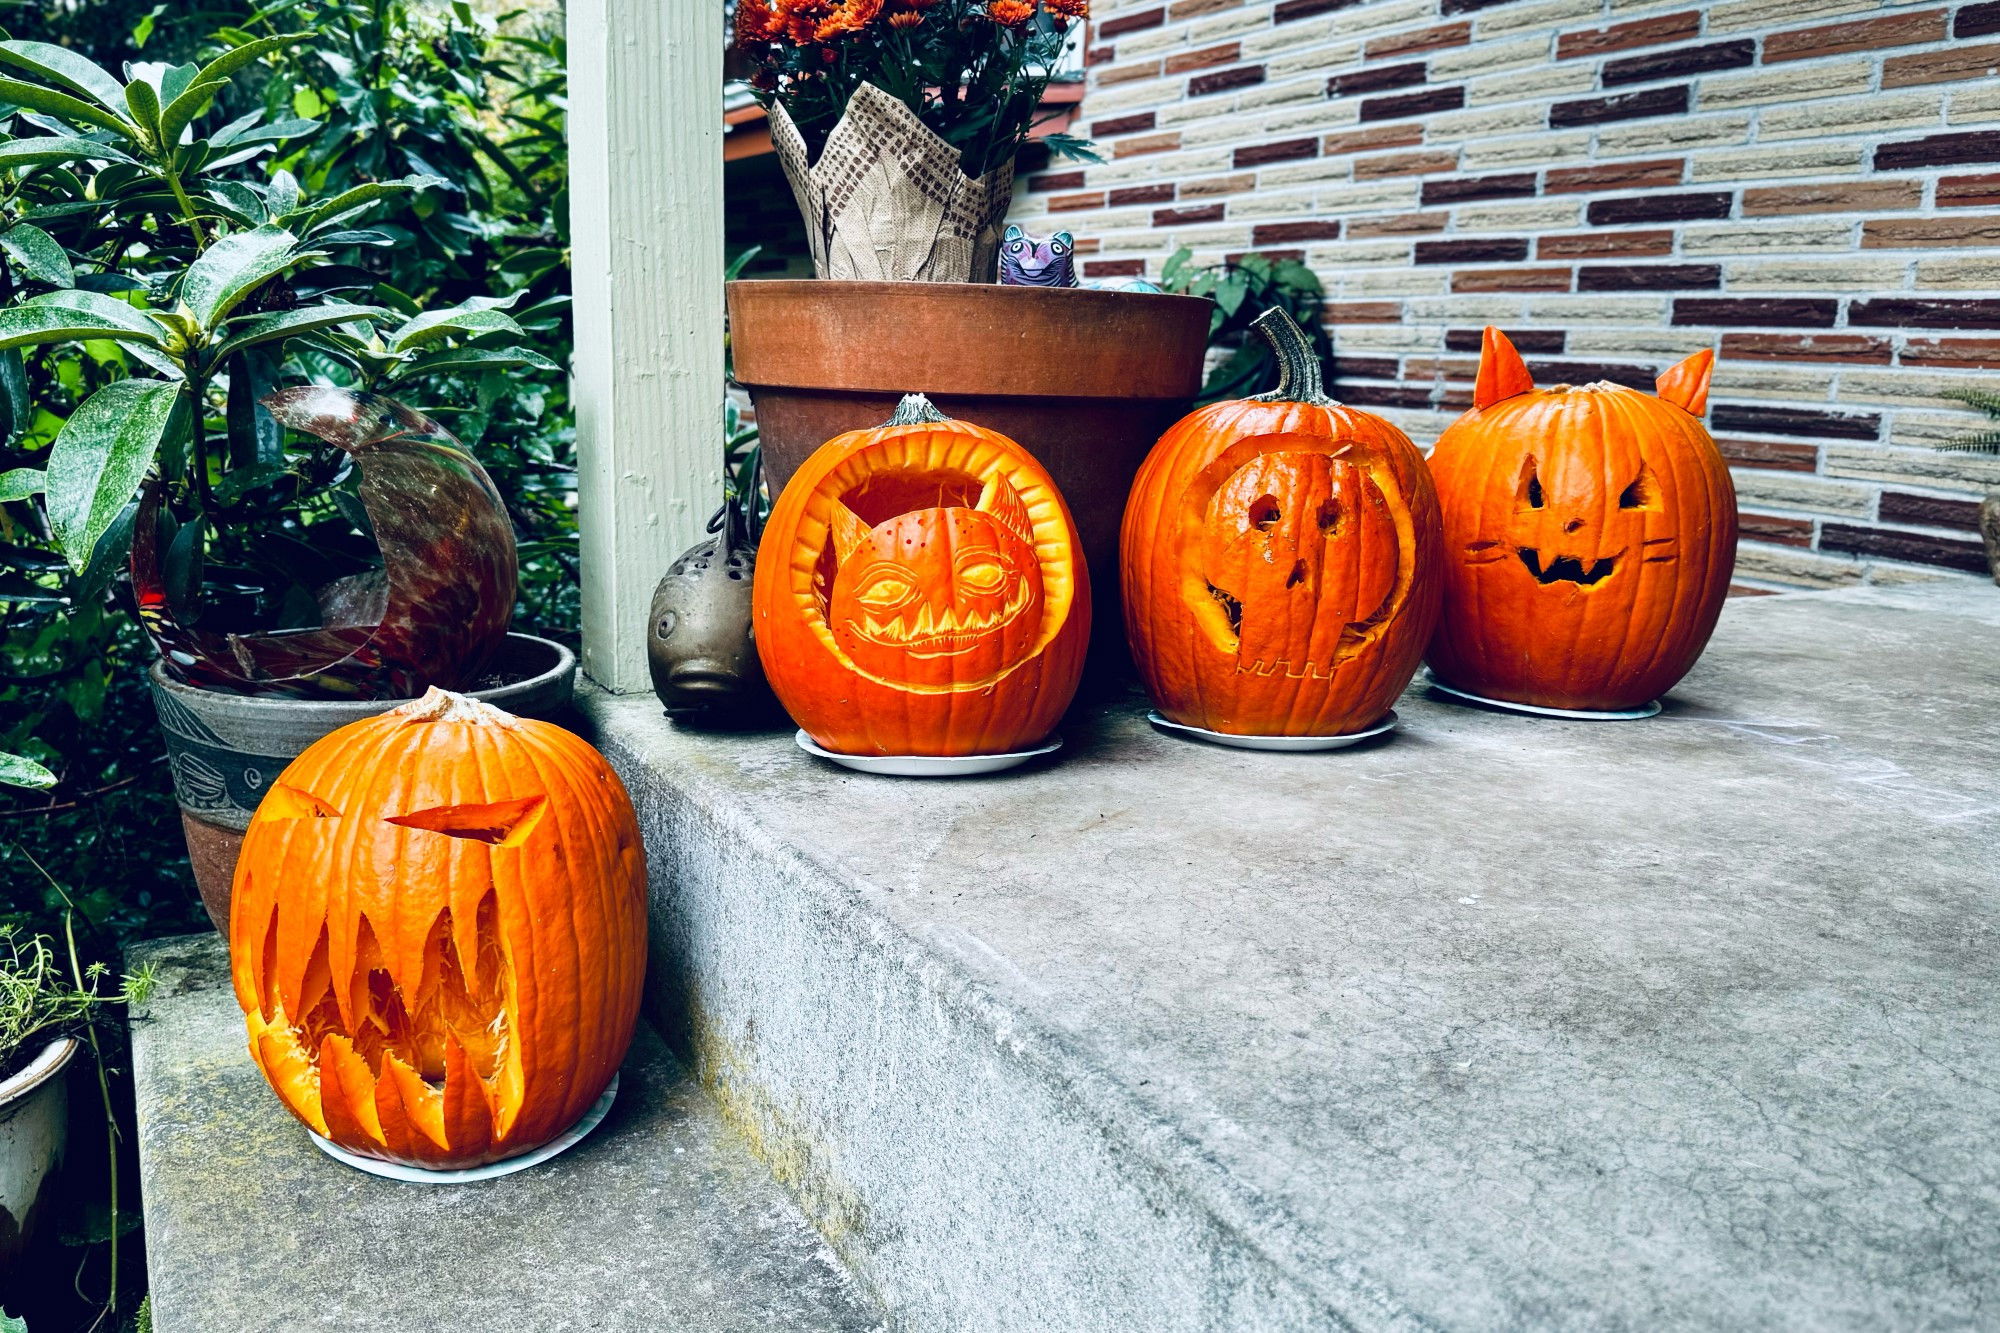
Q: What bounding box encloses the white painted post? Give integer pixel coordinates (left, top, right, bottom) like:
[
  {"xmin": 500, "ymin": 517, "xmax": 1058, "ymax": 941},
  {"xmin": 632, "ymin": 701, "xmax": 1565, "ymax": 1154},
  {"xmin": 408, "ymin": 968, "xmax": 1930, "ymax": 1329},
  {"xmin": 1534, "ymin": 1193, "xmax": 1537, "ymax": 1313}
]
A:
[{"xmin": 568, "ymin": 0, "xmax": 724, "ymax": 693}]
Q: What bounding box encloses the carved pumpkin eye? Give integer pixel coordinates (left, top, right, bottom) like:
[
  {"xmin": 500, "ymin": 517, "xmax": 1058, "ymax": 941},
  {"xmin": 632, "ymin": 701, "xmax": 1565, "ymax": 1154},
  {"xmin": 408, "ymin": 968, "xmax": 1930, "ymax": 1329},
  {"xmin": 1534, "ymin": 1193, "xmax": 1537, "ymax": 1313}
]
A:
[
  {"xmin": 262, "ymin": 784, "xmax": 342, "ymax": 819},
  {"xmin": 1618, "ymin": 465, "xmax": 1658, "ymax": 510},
  {"xmin": 386, "ymin": 795, "xmax": 547, "ymax": 847},
  {"xmin": 856, "ymin": 571, "xmax": 918, "ymax": 613},
  {"xmin": 1316, "ymin": 499, "xmax": 1341, "ymax": 535},
  {"xmin": 1518, "ymin": 457, "xmax": 1545, "ymax": 510},
  {"xmin": 1248, "ymin": 495, "xmax": 1281, "ymax": 531},
  {"xmin": 958, "ymin": 557, "xmax": 1006, "ymax": 594}
]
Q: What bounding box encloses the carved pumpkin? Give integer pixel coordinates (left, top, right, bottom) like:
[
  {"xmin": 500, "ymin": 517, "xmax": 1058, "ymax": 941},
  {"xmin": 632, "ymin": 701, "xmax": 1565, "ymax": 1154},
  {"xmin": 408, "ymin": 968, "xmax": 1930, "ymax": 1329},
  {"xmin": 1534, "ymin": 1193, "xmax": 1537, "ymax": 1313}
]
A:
[
  {"xmin": 1425, "ymin": 327, "xmax": 1737, "ymax": 712},
  {"xmin": 754, "ymin": 394, "xmax": 1089, "ymax": 755},
  {"xmin": 1122, "ymin": 308, "xmax": 1443, "ymax": 736},
  {"xmin": 229, "ymin": 689, "xmax": 646, "ymax": 1170}
]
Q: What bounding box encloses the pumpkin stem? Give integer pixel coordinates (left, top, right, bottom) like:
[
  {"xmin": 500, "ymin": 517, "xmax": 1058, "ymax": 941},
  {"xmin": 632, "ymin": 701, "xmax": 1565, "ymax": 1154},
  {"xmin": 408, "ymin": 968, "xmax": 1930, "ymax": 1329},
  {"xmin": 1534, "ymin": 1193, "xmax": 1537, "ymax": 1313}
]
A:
[
  {"xmin": 391, "ymin": 686, "xmax": 519, "ymax": 728},
  {"xmin": 884, "ymin": 392, "xmax": 952, "ymax": 427},
  {"xmin": 1248, "ymin": 307, "xmax": 1336, "ymax": 407}
]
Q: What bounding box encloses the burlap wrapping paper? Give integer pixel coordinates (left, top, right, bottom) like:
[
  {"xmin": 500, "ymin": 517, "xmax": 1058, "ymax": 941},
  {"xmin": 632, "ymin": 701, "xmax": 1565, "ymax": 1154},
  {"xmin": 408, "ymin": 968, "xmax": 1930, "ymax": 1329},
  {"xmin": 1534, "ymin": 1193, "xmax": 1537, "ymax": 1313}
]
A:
[{"xmin": 770, "ymin": 81, "xmax": 1017, "ymax": 284}]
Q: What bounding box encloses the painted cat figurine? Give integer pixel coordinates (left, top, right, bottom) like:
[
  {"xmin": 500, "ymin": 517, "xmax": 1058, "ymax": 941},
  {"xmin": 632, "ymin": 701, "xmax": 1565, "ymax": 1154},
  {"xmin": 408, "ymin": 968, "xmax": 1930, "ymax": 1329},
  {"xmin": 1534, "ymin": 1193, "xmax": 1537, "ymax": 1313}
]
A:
[{"xmin": 997, "ymin": 224, "xmax": 1165, "ymax": 293}]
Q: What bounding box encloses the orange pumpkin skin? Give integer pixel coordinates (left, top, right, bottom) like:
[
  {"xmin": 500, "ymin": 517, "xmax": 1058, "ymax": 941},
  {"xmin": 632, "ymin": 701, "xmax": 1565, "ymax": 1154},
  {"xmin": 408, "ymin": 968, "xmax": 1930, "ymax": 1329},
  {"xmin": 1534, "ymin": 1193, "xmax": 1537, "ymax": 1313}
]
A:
[
  {"xmin": 754, "ymin": 395, "xmax": 1090, "ymax": 756},
  {"xmin": 229, "ymin": 690, "xmax": 647, "ymax": 1170},
  {"xmin": 1425, "ymin": 327, "xmax": 1737, "ymax": 712},
  {"xmin": 1122, "ymin": 309, "xmax": 1444, "ymax": 736}
]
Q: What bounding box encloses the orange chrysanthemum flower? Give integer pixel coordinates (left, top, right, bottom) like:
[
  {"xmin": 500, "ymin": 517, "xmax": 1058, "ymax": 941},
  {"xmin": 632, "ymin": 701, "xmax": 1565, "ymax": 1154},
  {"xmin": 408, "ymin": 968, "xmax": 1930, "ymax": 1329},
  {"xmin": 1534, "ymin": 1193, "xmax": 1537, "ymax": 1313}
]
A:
[
  {"xmin": 815, "ymin": 0, "xmax": 884, "ymax": 39},
  {"xmin": 734, "ymin": 0, "xmax": 778, "ymax": 44},
  {"xmin": 985, "ymin": 0, "xmax": 1036, "ymax": 26},
  {"xmin": 888, "ymin": 10, "xmax": 924, "ymax": 27}
]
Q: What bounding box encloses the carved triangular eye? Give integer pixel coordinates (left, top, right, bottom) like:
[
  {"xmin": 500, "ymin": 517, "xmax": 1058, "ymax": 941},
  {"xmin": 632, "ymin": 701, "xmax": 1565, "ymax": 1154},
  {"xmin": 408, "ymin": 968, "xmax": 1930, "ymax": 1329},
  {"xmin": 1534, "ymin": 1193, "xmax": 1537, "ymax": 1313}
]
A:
[
  {"xmin": 830, "ymin": 503, "xmax": 873, "ymax": 564},
  {"xmin": 1619, "ymin": 464, "xmax": 1659, "ymax": 510},
  {"xmin": 976, "ymin": 472, "xmax": 1034, "ymax": 546},
  {"xmin": 1517, "ymin": 456, "xmax": 1545, "ymax": 509},
  {"xmin": 387, "ymin": 795, "xmax": 546, "ymax": 847},
  {"xmin": 262, "ymin": 784, "xmax": 342, "ymax": 819}
]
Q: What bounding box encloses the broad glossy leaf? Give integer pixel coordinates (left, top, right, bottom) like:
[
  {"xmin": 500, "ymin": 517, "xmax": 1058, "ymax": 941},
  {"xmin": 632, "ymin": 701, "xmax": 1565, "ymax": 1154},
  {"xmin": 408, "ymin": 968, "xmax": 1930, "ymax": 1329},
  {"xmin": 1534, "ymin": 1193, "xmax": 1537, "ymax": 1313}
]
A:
[
  {"xmin": 387, "ymin": 295, "xmax": 522, "ymax": 353},
  {"xmin": 223, "ymin": 346, "xmax": 283, "ymax": 469},
  {"xmin": 0, "ymin": 77, "xmax": 133, "ymax": 137},
  {"xmin": 389, "ymin": 344, "xmax": 560, "ymax": 384},
  {"xmin": 0, "ymin": 222, "xmax": 73, "ymax": 287},
  {"xmin": 123, "ymin": 76, "xmax": 163, "ymax": 146},
  {"xmin": 0, "ymin": 466, "xmax": 43, "ymax": 500},
  {"xmin": 0, "ymin": 134, "xmax": 137, "ymax": 169},
  {"xmin": 26, "ymin": 288, "xmax": 166, "ymax": 338},
  {"xmin": 0, "ymin": 303, "xmax": 160, "ymax": 352},
  {"xmin": 301, "ymin": 174, "xmax": 446, "ymax": 234},
  {"xmin": 212, "ymin": 302, "xmax": 383, "ymax": 362},
  {"xmin": 159, "ymin": 33, "xmax": 308, "ymax": 147},
  {"xmin": 0, "ymin": 751, "xmax": 56, "ymax": 790},
  {"xmin": 179, "ymin": 224, "xmax": 299, "ymax": 327},
  {"xmin": 45, "ymin": 378, "xmax": 182, "ymax": 571},
  {"xmin": 0, "ymin": 40, "xmax": 127, "ymax": 112}
]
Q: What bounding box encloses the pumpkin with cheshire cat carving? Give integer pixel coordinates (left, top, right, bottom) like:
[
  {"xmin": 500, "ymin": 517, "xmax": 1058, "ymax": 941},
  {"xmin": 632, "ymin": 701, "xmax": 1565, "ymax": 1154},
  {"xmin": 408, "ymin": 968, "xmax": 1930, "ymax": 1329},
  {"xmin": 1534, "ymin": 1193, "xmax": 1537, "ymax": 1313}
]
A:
[
  {"xmin": 1424, "ymin": 327, "xmax": 1736, "ymax": 712},
  {"xmin": 1121, "ymin": 308, "xmax": 1443, "ymax": 736},
  {"xmin": 229, "ymin": 689, "xmax": 646, "ymax": 1170},
  {"xmin": 754, "ymin": 394, "xmax": 1090, "ymax": 755}
]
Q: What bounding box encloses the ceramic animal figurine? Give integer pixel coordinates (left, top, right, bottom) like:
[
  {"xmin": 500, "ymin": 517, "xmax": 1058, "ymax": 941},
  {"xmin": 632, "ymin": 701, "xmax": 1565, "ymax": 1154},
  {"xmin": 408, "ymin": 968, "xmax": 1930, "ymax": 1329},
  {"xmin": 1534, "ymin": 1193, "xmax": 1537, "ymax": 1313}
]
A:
[
  {"xmin": 999, "ymin": 224, "xmax": 1163, "ymax": 293},
  {"xmin": 648, "ymin": 474, "xmax": 769, "ymax": 720}
]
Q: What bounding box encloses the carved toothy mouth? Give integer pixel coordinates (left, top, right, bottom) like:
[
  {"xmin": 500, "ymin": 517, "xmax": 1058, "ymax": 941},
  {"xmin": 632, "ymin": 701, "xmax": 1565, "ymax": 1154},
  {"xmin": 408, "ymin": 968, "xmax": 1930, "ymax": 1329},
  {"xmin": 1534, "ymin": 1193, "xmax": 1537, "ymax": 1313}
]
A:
[
  {"xmin": 847, "ymin": 579, "xmax": 1035, "ymax": 657},
  {"xmin": 1517, "ymin": 548, "xmax": 1619, "ymax": 586}
]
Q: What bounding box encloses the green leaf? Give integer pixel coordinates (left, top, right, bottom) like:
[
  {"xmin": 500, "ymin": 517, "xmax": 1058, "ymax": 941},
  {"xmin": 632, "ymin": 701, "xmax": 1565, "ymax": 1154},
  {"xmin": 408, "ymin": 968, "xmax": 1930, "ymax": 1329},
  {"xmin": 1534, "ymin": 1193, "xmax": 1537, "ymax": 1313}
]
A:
[
  {"xmin": 301, "ymin": 174, "xmax": 446, "ymax": 234},
  {"xmin": 388, "ymin": 344, "xmax": 560, "ymax": 384},
  {"xmin": 0, "ymin": 466, "xmax": 44, "ymax": 500},
  {"xmin": 0, "ymin": 40, "xmax": 128, "ymax": 113},
  {"xmin": 179, "ymin": 224, "xmax": 299, "ymax": 327},
  {"xmin": 159, "ymin": 33, "xmax": 308, "ymax": 147},
  {"xmin": 44, "ymin": 378, "xmax": 182, "ymax": 572},
  {"xmin": 387, "ymin": 295, "xmax": 522, "ymax": 353},
  {"xmin": 0, "ymin": 303, "xmax": 160, "ymax": 353},
  {"xmin": 0, "ymin": 134, "xmax": 138, "ymax": 169},
  {"xmin": 212, "ymin": 302, "xmax": 382, "ymax": 362},
  {"xmin": 123, "ymin": 76, "xmax": 163, "ymax": 147},
  {"xmin": 0, "ymin": 223, "xmax": 73, "ymax": 287},
  {"xmin": 0, "ymin": 77, "xmax": 134, "ymax": 137},
  {"xmin": 0, "ymin": 752, "xmax": 56, "ymax": 790},
  {"xmin": 25, "ymin": 289, "xmax": 166, "ymax": 338}
]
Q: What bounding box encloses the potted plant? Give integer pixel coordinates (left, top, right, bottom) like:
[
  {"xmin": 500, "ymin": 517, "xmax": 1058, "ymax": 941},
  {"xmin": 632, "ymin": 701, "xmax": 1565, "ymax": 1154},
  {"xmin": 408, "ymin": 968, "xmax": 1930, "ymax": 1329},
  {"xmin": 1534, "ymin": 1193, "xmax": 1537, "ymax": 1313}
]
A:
[
  {"xmin": 0, "ymin": 34, "xmax": 574, "ymax": 931},
  {"xmin": 729, "ymin": 2, "xmax": 1211, "ymax": 669},
  {"xmin": 0, "ymin": 925, "xmax": 152, "ymax": 1289}
]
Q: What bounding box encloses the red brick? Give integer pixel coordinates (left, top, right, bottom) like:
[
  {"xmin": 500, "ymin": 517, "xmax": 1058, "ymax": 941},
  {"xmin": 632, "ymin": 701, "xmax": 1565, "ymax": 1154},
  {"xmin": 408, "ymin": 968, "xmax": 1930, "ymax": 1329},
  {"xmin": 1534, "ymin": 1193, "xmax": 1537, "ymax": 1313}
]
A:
[
  {"xmin": 1738, "ymin": 512, "xmax": 1815, "ymax": 547},
  {"xmin": 1963, "ymin": 0, "xmax": 2000, "ymax": 37},
  {"xmin": 1224, "ymin": 248, "xmax": 1306, "ymax": 264},
  {"xmin": 1537, "ymin": 229, "xmax": 1676, "ymax": 259},
  {"xmin": 1421, "ymin": 172, "xmax": 1536, "ymax": 203},
  {"xmin": 1165, "ymin": 42, "xmax": 1241, "ymax": 74},
  {"xmin": 1083, "ymin": 258, "xmax": 1146, "ymax": 278},
  {"xmin": 1090, "ymin": 112, "xmax": 1157, "ymax": 137},
  {"xmin": 1027, "ymin": 171, "xmax": 1087, "ymax": 193},
  {"xmin": 1720, "ymin": 333, "xmax": 1894, "ymax": 364},
  {"xmin": 1324, "ymin": 301, "xmax": 1405, "ymax": 323},
  {"xmin": 1451, "ymin": 267, "xmax": 1574, "ymax": 293},
  {"xmin": 1275, "ymin": 0, "xmax": 1354, "ymax": 20},
  {"xmin": 1551, "ymin": 86, "xmax": 1690, "ymax": 128},
  {"xmin": 1253, "ymin": 220, "xmax": 1343, "ymax": 243},
  {"xmin": 1820, "ymin": 523, "xmax": 1988, "ymax": 573},
  {"xmin": 1233, "ymin": 137, "xmax": 1317, "ymax": 167},
  {"xmin": 1329, "ymin": 62, "xmax": 1427, "ymax": 97},
  {"xmin": 1576, "ymin": 263, "xmax": 1721, "ymax": 291},
  {"xmin": 1717, "ymin": 437, "xmax": 1819, "ymax": 472},
  {"xmin": 1154, "ymin": 204, "xmax": 1226, "ymax": 225},
  {"xmin": 1711, "ymin": 405, "xmax": 1880, "ymax": 439},
  {"xmin": 1323, "ymin": 124, "xmax": 1425, "ymax": 156},
  {"xmin": 1362, "ymin": 87, "xmax": 1464, "ymax": 122},
  {"xmin": 1883, "ymin": 42, "xmax": 2000, "ymax": 87},
  {"xmin": 1367, "ymin": 23, "xmax": 1470, "ymax": 58},
  {"xmin": 1742, "ymin": 181, "xmax": 1924, "ymax": 214},
  {"xmin": 1544, "ymin": 158, "xmax": 1685, "ymax": 194},
  {"xmin": 1861, "ymin": 215, "xmax": 2000, "ymax": 248},
  {"xmin": 1603, "ymin": 40, "xmax": 1755, "ymax": 86},
  {"xmin": 1085, "ymin": 45, "xmax": 1116, "ymax": 66},
  {"xmin": 1849, "ymin": 299, "xmax": 2000, "ymax": 329},
  {"xmin": 1876, "ymin": 132, "xmax": 2000, "ymax": 169},
  {"xmin": 1347, "ymin": 212, "xmax": 1449, "ymax": 236},
  {"xmin": 1588, "ymin": 191, "xmax": 1732, "ymax": 225},
  {"xmin": 1938, "ymin": 173, "xmax": 2000, "ymax": 207},
  {"xmin": 1416, "ymin": 237, "xmax": 1529, "ymax": 263},
  {"xmin": 1099, "ymin": 7, "xmax": 1164, "ymax": 37},
  {"xmin": 1879, "ymin": 491, "xmax": 1985, "ymax": 531},
  {"xmin": 1444, "ymin": 328, "xmax": 1566, "ymax": 354},
  {"xmin": 1356, "ymin": 150, "xmax": 1460, "ymax": 178},
  {"xmin": 1190, "ymin": 66, "xmax": 1266, "ymax": 97},
  {"xmin": 1556, "ymin": 10, "xmax": 1700, "ymax": 59},
  {"xmin": 1764, "ymin": 9, "xmax": 1948, "ymax": 61},
  {"xmin": 1675, "ymin": 298, "xmax": 1837, "ymax": 327},
  {"xmin": 1901, "ymin": 337, "xmax": 2000, "ymax": 368},
  {"xmin": 1108, "ymin": 183, "xmax": 1176, "ymax": 206},
  {"xmin": 1048, "ymin": 191, "xmax": 1105, "ymax": 212}
]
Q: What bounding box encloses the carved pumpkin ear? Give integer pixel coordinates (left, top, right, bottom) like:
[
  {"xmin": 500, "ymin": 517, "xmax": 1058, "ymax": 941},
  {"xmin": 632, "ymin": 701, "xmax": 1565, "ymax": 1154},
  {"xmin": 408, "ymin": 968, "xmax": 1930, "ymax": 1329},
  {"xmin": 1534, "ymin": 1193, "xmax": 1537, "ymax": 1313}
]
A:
[
  {"xmin": 976, "ymin": 472, "xmax": 1035, "ymax": 546},
  {"xmin": 387, "ymin": 795, "xmax": 546, "ymax": 847},
  {"xmin": 1656, "ymin": 348, "xmax": 1714, "ymax": 417},
  {"xmin": 262, "ymin": 784, "xmax": 341, "ymax": 819},
  {"xmin": 1474, "ymin": 326, "xmax": 1535, "ymax": 410},
  {"xmin": 830, "ymin": 502, "xmax": 873, "ymax": 563}
]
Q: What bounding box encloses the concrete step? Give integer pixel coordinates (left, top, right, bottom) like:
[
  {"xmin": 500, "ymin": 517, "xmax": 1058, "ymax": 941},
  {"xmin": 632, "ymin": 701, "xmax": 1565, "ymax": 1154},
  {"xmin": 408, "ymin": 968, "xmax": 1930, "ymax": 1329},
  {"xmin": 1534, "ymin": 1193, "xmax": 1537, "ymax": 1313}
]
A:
[
  {"xmin": 585, "ymin": 579, "xmax": 2000, "ymax": 1332},
  {"xmin": 129, "ymin": 933, "xmax": 883, "ymax": 1333}
]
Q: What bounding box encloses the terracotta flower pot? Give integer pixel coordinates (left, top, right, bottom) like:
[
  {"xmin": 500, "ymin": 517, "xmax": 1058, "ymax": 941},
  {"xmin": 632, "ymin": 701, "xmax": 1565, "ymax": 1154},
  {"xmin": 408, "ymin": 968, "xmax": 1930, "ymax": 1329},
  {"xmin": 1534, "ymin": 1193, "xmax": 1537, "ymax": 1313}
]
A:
[
  {"xmin": 728, "ymin": 279, "xmax": 1212, "ymax": 674},
  {"xmin": 0, "ymin": 1038, "xmax": 76, "ymax": 1279},
  {"xmin": 149, "ymin": 632, "xmax": 578, "ymax": 936}
]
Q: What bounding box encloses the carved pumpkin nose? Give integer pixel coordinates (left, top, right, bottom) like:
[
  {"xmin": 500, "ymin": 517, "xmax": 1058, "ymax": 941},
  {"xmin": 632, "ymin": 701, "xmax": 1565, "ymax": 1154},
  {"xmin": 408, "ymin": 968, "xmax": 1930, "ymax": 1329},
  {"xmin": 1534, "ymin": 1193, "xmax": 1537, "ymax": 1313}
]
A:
[{"xmin": 1564, "ymin": 517, "xmax": 1585, "ymax": 534}]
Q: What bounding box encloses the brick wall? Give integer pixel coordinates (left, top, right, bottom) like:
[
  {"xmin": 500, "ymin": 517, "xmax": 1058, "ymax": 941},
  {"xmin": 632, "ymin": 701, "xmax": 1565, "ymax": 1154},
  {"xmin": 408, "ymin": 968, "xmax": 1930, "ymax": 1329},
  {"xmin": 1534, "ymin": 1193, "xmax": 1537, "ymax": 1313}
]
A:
[{"xmin": 1008, "ymin": 0, "xmax": 2000, "ymax": 589}]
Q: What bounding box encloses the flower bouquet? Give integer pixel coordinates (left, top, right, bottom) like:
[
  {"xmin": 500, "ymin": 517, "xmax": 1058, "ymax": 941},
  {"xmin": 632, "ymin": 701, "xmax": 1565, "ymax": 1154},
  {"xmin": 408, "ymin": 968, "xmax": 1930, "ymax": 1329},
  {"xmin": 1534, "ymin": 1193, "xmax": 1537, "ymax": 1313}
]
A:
[{"xmin": 733, "ymin": 0, "xmax": 1092, "ymax": 282}]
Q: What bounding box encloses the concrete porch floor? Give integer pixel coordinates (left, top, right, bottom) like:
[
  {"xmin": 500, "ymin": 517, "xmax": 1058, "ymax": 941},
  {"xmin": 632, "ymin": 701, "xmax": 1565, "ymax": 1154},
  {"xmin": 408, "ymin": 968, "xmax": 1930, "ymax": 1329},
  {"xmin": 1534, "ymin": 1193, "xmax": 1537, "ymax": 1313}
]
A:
[{"xmin": 132, "ymin": 580, "xmax": 2000, "ymax": 1330}]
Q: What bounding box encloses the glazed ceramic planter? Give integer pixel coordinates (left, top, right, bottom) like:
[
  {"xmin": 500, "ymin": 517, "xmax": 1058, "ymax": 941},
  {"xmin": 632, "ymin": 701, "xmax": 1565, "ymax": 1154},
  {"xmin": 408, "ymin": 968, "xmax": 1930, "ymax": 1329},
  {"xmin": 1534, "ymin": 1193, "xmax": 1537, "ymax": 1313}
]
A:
[
  {"xmin": 150, "ymin": 632, "xmax": 577, "ymax": 934},
  {"xmin": 728, "ymin": 279, "xmax": 1210, "ymax": 673},
  {"xmin": 0, "ymin": 1038, "xmax": 76, "ymax": 1277}
]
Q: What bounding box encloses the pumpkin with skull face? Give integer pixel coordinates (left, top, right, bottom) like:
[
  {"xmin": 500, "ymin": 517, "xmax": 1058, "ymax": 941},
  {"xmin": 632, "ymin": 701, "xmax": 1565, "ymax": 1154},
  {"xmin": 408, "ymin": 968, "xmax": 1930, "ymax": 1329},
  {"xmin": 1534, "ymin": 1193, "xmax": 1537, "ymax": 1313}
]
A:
[
  {"xmin": 1425, "ymin": 327, "xmax": 1736, "ymax": 712},
  {"xmin": 1122, "ymin": 308, "xmax": 1443, "ymax": 736},
  {"xmin": 755, "ymin": 394, "xmax": 1089, "ymax": 756},
  {"xmin": 229, "ymin": 689, "xmax": 646, "ymax": 1170}
]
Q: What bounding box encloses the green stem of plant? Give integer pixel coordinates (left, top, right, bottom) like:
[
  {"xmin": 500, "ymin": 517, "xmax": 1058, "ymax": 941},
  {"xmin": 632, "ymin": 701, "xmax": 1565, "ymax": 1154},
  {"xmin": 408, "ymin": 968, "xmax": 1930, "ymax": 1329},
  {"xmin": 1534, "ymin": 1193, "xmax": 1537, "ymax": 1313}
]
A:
[
  {"xmin": 165, "ymin": 171, "xmax": 207, "ymax": 253},
  {"xmin": 63, "ymin": 912, "xmax": 122, "ymax": 1323}
]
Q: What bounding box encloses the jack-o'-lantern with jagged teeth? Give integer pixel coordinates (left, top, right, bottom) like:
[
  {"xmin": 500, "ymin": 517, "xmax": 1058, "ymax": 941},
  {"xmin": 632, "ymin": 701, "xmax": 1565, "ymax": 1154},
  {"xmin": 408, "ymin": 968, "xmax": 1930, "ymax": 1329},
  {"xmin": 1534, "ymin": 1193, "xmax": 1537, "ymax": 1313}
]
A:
[
  {"xmin": 1425, "ymin": 327, "xmax": 1737, "ymax": 712},
  {"xmin": 756, "ymin": 394, "xmax": 1090, "ymax": 756},
  {"xmin": 229, "ymin": 689, "xmax": 647, "ymax": 1170},
  {"xmin": 1122, "ymin": 308, "xmax": 1443, "ymax": 737}
]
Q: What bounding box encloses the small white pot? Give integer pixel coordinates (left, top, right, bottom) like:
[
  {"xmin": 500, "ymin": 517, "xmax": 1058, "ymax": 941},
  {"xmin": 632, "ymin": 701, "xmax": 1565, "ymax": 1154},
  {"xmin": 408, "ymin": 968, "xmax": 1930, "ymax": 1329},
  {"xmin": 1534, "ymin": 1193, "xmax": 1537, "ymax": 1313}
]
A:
[{"xmin": 0, "ymin": 1038, "xmax": 78, "ymax": 1271}]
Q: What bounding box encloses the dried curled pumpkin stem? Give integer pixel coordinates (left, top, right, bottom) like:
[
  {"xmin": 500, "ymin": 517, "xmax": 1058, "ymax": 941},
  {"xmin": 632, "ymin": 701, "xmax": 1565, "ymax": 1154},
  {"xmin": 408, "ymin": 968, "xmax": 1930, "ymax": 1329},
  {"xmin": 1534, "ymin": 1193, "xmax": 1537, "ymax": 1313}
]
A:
[
  {"xmin": 885, "ymin": 392, "xmax": 952, "ymax": 427},
  {"xmin": 1248, "ymin": 306, "xmax": 1335, "ymax": 408}
]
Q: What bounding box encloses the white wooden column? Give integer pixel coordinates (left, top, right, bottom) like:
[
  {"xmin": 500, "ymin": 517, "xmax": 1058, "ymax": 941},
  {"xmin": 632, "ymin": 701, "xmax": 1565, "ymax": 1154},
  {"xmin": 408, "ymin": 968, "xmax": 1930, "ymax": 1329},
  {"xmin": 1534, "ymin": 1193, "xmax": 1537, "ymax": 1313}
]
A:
[{"xmin": 568, "ymin": 0, "xmax": 724, "ymax": 693}]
